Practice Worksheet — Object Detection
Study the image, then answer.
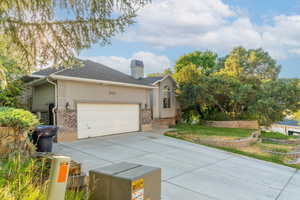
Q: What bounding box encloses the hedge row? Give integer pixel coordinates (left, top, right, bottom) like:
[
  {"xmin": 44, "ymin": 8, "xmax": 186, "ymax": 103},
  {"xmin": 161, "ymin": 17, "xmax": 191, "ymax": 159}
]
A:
[{"xmin": 0, "ymin": 107, "xmax": 39, "ymax": 131}]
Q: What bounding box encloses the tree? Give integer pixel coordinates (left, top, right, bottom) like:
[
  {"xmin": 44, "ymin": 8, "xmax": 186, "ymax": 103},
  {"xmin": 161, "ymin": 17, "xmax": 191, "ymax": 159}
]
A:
[
  {"xmin": 174, "ymin": 51, "xmax": 218, "ymax": 74},
  {"xmin": 253, "ymin": 79, "xmax": 300, "ymax": 125},
  {"xmin": 218, "ymin": 47, "xmax": 281, "ymax": 81},
  {"xmin": 147, "ymin": 68, "xmax": 173, "ymax": 77},
  {"xmin": 0, "ymin": 36, "xmax": 28, "ymax": 106},
  {"xmin": 0, "ymin": 0, "xmax": 150, "ymax": 72},
  {"xmin": 175, "ymin": 47, "xmax": 300, "ymax": 125},
  {"xmin": 0, "ymin": 35, "xmax": 29, "ymax": 88},
  {"xmin": 0, "ymin": 54, "xmax": 26, "ymax": 107}
]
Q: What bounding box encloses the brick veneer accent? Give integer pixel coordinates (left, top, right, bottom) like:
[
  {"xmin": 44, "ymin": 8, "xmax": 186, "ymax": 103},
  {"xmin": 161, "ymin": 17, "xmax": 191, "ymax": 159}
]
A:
[
  {"xmin": 206, "ymin": 120, "xmax": 259, "ymax": 129},
  {"xmin": 57, "ymin": 109, "xmax": 77, "ymax": 129},
  {"xmin": 56, "ymin": 109, "xmax": 77, "ymax": 142},
  {"xmin": 141, "ymin": 109, "xmax": 152, "ymax": 125}
]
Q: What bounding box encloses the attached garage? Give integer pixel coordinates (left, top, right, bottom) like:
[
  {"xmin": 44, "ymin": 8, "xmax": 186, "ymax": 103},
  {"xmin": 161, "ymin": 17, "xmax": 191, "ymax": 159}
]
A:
[{"xmin": 77, "ymin": 103, "xmax": 140, "ymax": 139}]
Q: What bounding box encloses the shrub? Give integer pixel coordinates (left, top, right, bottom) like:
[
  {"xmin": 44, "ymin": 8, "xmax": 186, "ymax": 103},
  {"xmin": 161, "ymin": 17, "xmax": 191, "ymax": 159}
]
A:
[{"xmin": 0, "ymin": 107, "xmax": 39, "ymax": 131}]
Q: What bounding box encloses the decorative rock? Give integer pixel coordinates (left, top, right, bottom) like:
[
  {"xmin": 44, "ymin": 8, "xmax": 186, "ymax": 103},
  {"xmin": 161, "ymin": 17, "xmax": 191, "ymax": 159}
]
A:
[{"xmin": 0, "ymin": 127, "xmax": 34, "ymax": 156}]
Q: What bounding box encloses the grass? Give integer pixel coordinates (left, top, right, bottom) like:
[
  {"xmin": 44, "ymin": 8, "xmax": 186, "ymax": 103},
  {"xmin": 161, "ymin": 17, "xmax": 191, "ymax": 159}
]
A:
[
  {"xmin": 168, "ymin": 133, "xmax": 300, "ymax": 170},
  {"xmin": 167, "ymin": 124, "xmax": 300, "ymax": 170},
  {"xmin": 0, "ymin": 153, "xmax": 49, "ymax": 200},
  {"xmin": 0, "ymin": 153, "xmax": 88, "ymax": 200},
  {"xmin": 259, "ymin": 142, "xmax": 296, "ymax": 153},
  {"xmin": 173, "ymin": 124, "xmax": 253, "ymax": 138},
  {"xmin": 261, "ymin": 131, "xmax": 298, "ymax": 140}
]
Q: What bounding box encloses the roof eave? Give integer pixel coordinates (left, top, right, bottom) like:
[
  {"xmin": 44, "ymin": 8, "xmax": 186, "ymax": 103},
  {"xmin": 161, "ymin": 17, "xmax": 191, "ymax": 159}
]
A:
[
  {"xmin": 25, "ymin": 77, "xmax": 47, "ymax": 86},
  {"xmin": 29, "ymin": 74, "xmax": 46, "ymax": 78},
  {"xmin": 152, "ymin": 74, "xmax": 176, "ymax": 85},
  {"xmin": 50, "ymin": 75, "xmax": 157, "ymax": 89}
]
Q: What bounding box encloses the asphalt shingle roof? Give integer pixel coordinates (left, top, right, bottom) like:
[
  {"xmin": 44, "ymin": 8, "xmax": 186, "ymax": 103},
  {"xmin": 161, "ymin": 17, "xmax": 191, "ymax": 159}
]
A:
[
  {"xmin": 32, "ymin": 60, "xmax": 163, "ymax": 86},
  {"xmin": 140, "ymin": 76, "xmax": 164, "ymax": 85}
]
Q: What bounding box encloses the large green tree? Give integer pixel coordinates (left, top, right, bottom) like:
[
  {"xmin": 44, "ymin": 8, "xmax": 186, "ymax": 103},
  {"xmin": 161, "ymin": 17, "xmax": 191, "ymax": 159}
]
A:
[
  {"xmin": 174, "ymin": 51, "xmax": 218, "ymax": 74},
  {"xmin": 175, "ymin": 47, "xmax": 300, "ymax": 125},
  {"xmin": 253, "ymin": 79, "xmax": 300, "ymax": 125},
  {"xmin": 0, "ymin": 0, "xmax": 150, "ymax": 82},
  {"xmin": 0, "ymin": 40, "xmax": 26, "ymax": 107},
  {"xmin": 219, "ymin": 47, "xmax": 281, "ymax": 81}
]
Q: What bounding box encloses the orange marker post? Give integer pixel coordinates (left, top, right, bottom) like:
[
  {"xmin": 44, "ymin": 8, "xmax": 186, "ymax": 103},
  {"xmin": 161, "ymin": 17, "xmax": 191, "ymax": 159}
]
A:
[{"xmin": 47, "ymin": 156, "xmax": 71, "ymax": 200}]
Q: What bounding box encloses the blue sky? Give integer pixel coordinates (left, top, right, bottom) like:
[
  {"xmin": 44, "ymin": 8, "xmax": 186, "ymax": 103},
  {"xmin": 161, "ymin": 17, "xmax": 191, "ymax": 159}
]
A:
[{"xmin": 80, "ymin": 0, "xmax": 300, "ymax": 78}]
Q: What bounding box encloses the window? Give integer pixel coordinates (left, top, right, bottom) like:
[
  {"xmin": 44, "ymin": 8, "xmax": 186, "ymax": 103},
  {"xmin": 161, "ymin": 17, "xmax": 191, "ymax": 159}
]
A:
[{"xmin": 163, "ymin": 86, "xmax": 171, "ymax": 108}]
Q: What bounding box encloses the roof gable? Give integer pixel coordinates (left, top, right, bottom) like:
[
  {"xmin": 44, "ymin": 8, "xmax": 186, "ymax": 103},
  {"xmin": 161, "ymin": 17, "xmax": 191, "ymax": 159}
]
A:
[{"xmin": 32, "ymin": 60, "xmax": 154, "ymax": 87}]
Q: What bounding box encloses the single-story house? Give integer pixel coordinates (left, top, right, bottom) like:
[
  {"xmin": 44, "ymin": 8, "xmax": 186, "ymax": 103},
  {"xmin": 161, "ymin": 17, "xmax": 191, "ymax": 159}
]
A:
[{"xmin": 24, "ymin": 59, "xmax": 177, "ymax": 142}]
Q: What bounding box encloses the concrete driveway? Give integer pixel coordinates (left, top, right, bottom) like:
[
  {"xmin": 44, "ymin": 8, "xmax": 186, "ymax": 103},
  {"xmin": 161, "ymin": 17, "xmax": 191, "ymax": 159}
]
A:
[{"xmin": 53, "ymin": 132, "xmax": 299, "ymax": 200}]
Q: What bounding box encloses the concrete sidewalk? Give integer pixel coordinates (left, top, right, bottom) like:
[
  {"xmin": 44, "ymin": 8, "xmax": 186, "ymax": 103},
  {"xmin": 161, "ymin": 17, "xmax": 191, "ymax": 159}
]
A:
[{"xmin": 53, "ymin": 132, "xmax": 299, "ymax": 200}]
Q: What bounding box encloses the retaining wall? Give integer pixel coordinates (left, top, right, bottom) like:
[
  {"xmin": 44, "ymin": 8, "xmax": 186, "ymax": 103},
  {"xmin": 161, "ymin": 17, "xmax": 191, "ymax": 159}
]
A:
[{"xmin": 206, "ymin": 120, "xmax": 259, "ymax": 129}]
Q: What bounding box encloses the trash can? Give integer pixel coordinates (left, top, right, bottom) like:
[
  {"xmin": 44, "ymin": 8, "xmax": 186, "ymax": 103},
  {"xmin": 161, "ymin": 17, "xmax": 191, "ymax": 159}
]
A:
[
  {"xmin": 89, "ymin": 162, "xmax": 161, "ymax": 200},
  {"xmin": 31, "ymin": 125, "xmax": 59, "ymax": 152}
]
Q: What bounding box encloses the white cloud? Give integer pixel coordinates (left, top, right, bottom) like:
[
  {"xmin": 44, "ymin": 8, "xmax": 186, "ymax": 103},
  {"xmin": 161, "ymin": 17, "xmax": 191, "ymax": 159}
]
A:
[
  {"xmin": 119, "ymin": 0, "xmax": 300, "ymax": 60},
  {"xmin": 83, "ymin": 51, "xmax": 171, "ymax": 75}
]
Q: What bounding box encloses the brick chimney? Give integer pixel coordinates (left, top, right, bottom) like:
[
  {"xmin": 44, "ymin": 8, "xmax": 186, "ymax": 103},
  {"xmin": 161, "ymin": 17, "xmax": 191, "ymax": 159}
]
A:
[{"xmin": 130, "ymin": 60, "xmax": 144, "ymax": 79}]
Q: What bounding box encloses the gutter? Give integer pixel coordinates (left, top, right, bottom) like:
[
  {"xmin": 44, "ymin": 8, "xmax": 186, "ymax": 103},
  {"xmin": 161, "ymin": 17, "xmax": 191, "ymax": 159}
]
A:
[
  {"xmin": 50, "ymin": 74, "xmax": 157, "ymax": 89},
  {"xmin": 46, "ymin": 78, "xmax": 58, "ymax": 126}
]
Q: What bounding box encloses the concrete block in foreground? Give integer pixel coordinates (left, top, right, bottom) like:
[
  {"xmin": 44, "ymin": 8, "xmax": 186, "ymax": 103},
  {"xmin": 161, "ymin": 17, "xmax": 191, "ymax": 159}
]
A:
[{"xmin": 89, "ymin": 162, "xmax": 161, "ymax": 200}]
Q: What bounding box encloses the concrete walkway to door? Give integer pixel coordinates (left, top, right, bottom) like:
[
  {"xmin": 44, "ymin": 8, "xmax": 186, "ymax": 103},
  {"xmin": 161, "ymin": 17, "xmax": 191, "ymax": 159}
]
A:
[{"xmin": 53, "ymin": 132, "xmax": 300, "ymax": 200}]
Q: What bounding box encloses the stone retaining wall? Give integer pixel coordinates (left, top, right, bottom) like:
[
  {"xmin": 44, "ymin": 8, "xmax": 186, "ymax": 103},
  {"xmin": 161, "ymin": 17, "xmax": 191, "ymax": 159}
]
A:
[
  {"xmin": 263, "ymin": 150, "xmax": 300, "ymax": 160},
  {"xmin": 262, "ymin": 138, "xmax": 300, "ymax": 145},
  {"xmin": 196, "ymin": 136, "xmax": 259, "ymax": 148},
  {"xmin": 189, "ymin": 130, "xmax": 260, "ymax": 148},
  {"xmin": 0, "ymin": 127, "xmax": 34, "ymax": 156},
  {"xmin": 206, "ymin": 120, "xmax": 259, "ymax": 129}
]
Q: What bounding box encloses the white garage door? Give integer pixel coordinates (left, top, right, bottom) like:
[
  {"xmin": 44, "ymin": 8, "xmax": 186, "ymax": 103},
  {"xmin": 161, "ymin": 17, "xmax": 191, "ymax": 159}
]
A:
[{"xmin": 77, "ymin": 103, "xmax": 140, "ymax": 139}]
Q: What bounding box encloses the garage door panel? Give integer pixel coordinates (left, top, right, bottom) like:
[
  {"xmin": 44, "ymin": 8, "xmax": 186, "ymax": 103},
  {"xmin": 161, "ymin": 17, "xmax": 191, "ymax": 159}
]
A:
[{"xmin": 77, "ymin": 103, "xmax": 140, "ymax": 139}]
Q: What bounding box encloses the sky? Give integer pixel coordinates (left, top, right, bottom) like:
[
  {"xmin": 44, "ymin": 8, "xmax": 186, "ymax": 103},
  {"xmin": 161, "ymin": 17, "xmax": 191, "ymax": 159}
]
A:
[{"xmin": 80, "ymin": 0, "xmax": 300, "ymax": 78}]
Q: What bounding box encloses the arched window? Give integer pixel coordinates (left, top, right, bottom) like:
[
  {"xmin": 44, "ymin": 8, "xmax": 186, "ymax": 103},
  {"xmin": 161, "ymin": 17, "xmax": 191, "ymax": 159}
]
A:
[{"xmin": 163, "ymin": 86, "xmax": 171, "ymax": 108}]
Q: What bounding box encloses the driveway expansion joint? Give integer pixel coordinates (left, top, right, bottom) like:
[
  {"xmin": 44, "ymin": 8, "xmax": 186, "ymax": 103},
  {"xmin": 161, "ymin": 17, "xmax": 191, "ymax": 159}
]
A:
[
  {"xmin": 275, "ymin": 169, "xmax": 298, "ymax": 200},
  {"xmin": 163, "ymin": 181, "xmax": 221, "ymax": 200}
]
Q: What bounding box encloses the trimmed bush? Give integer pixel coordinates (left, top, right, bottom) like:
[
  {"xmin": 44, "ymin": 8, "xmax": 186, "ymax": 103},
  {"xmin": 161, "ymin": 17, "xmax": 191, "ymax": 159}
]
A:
[{"xmin": 0, "ymin": 107, "xmax": 39, "ymax": 131}]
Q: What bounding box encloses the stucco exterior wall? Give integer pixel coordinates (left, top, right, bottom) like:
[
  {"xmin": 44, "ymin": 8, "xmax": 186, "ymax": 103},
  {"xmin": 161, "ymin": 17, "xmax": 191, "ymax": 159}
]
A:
[
  {"xmin": 158, "ymin": 77, "xmax": 176, "ymax": 119},
  {"xmin": 32, "ymin": 83, "xmax": 55, "ymax": 112},
  {"xmin": 56, "ymin": 80, "xmax": 151, "ymax": 110},
  {"xmin": 55, "ymin": 80, "xmax": 153, "ymax": 141}
]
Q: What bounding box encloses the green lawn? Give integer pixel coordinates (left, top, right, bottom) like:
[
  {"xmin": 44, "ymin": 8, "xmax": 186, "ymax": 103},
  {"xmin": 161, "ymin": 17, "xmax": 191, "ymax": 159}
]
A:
[
  {"xmin": 173, "ymin": 124, "xmax": 253, "ymax": 138},
  {"xmin": 166, "ymin": 124, "xmax": 300, "ymax": 170},
  {"xmin": 261, "ymin": 131, "xmax": 298, "ymax": 140}
]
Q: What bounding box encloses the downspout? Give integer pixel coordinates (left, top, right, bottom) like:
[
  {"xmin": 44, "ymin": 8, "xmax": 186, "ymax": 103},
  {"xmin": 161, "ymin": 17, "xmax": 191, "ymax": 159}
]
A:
[{"xmin": 47, "ymin": 78, "xmax": 57, "ymax": 126}]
